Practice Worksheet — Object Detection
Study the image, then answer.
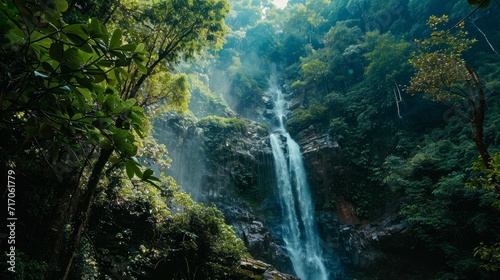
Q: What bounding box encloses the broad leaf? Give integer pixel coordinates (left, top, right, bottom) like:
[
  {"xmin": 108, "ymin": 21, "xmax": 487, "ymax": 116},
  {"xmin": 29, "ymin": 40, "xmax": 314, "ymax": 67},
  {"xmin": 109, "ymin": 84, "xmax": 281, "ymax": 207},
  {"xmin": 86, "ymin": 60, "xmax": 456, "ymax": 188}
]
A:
[
  {"xmin": 125, "ymin": 159, "xmax": 142, "ymax": 179},
  {"xmin": 49, "ymin": 42, "xmax": 64, "ymax": 61},
  {"xmin": 110, "ymin": 29, "xmax": 122, "ymax": 50}
]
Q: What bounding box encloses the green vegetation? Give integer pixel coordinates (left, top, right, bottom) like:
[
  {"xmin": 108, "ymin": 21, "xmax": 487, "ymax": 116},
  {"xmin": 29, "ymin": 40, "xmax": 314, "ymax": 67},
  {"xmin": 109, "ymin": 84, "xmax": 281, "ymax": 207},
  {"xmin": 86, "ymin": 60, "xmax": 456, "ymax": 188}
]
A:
[
  {"xmin": 183, "ymin": 0, "xmax": 500, "ymax": 278},
  {"xmin": 197, "ymin": 116, "xmax": 246, "ymax": 164},
  {"xmin": 2, "ymin": 0, "xmax": 500, "ymax": 279},
  {"xmin": 0, "ymin": 0, "xmax": 251, "ymax": 279}
]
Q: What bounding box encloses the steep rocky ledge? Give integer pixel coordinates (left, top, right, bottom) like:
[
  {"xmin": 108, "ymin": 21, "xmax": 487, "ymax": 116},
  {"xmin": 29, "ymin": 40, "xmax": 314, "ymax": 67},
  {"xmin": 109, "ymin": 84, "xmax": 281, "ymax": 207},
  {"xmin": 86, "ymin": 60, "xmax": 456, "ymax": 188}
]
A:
[{"xmin": 237, "ymin": 259, "xmax": 300, "ymax": 280}]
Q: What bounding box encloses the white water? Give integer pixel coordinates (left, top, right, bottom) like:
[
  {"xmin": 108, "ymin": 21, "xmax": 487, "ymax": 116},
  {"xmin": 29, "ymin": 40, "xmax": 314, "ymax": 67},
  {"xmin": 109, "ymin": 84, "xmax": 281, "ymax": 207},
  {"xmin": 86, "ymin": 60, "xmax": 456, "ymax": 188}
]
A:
[{"xmin": 268, "ymin": 79, "xmax": 329, "ymax": 280}]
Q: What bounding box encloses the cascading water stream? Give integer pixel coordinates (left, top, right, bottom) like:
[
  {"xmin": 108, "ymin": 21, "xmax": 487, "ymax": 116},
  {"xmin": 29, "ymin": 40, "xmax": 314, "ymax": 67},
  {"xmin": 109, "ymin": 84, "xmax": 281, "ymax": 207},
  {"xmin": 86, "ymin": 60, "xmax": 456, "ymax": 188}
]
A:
[{"xmin": 268, "ymin": 77, "xmax": 329, "ymax": 280}]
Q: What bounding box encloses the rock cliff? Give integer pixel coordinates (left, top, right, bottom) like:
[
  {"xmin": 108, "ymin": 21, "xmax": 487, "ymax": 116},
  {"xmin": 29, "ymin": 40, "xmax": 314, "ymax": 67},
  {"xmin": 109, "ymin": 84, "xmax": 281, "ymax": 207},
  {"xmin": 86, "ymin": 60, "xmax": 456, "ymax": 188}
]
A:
[
  {"xmin": 153, "ymin": 111, "xmax": 408, "ymax": 279},
  {"xmin": 293, "ymin": 124, "xmax": 408, "ymax": 277},
  {"xmin": 153, "ymin": 112, "xmax": 294, "ymax": 274},
  {"xmin": 294, "ymin": 125, "xmax": 344, "ymax": 210}
]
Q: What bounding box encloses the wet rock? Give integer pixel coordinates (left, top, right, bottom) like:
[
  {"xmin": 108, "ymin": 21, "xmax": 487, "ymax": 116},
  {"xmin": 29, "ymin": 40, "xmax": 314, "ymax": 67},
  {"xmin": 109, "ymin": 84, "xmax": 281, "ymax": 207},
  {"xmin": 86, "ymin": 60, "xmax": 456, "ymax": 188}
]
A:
[
  {"xmin": 237, "ymin": 258, "xmax": 300, "ymax": 280},
  {"xmin": 263, "ymin": 109, "xmax": 274, "ymax": 118},
  {"xmin": 293, "ymin": 125, "xmax": 343, "ymax": 211},
  {"xmin": 295, "ymin": 125, "xmax": 338, "ymax": 155},
  {"xmin": 220, "ymin": 202, "xmax": 293, "ymax": 274},
  {"xmin": 337, "ymin": 212, "xmax": 407, "ymax": 269}
]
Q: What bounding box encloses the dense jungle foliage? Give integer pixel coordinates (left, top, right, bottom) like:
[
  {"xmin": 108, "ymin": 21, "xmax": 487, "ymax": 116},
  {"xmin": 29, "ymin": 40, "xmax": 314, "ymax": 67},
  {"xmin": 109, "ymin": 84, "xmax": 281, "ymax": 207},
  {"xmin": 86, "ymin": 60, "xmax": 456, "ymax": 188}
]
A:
[
  {"xmin": 0, "ymin": 0, "xmax": 253, "ymax": 279},
  {"xmin": 172, "ymin": 0, "xmax": 500, "ymax": 279},
  {"xmin": 1, "ymin": 0, "xmax": 500, "ymax": 279}
]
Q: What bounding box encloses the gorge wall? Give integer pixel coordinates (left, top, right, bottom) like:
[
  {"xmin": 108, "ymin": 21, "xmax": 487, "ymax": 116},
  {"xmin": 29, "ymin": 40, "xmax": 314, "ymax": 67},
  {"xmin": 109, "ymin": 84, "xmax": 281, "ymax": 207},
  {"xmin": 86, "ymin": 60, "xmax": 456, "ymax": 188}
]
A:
[{"xmin": 152, "ymin": 105, "xmax": 411, "ymax": 279}]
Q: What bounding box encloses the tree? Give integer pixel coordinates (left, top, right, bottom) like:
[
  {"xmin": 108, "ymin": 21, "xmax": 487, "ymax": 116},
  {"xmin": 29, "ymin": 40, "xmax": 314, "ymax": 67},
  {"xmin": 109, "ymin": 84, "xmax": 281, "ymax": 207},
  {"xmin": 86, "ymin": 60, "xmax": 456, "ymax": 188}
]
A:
[
  {"xmin": 0, "ymin": 0, "xmax": 230, "ymax": 278},
  {"xmin": 108, "ymin": 0, "xmax": 229, "ymax": 103},
  {"xmin": 155, "ymin": 197, "xmax": 247, "ymax": 279},
  {"xmin": 61, "ymin": 1, "xmax": 229, "ymax": 277},
  {"xmin": 409, "ymin": 15, "xmax": 491, "ymax": 168},
  {"xmin": 364, "ymin": 31, "xmax": 411, "ymax": 84},
  {"xmin": 469, "ymin": 152, "xmax": 500, "ymax": 271},
  {"xmin": 0, "ymin": 0, "xmax": 155, "ymax": 277}
]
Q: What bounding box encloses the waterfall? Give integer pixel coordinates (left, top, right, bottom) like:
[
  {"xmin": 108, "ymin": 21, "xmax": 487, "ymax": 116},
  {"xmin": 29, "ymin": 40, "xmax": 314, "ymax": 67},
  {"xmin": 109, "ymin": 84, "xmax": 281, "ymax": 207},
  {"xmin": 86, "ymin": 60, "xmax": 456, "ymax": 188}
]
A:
[{"xmin": 268, "ymin": 77, "xmax": 329, "ymax": 280}]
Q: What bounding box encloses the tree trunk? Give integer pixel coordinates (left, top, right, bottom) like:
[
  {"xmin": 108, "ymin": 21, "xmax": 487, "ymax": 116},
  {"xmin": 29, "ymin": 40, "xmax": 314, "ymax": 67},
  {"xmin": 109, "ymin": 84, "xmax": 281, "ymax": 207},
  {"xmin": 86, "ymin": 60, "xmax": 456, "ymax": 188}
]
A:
[
  {"xmin": 43, "ymin": 175, "xmax": 82, "ymax": 277},
  {"xmin": 42, "ymin": 150, "xmax": 92, "ymax": 278},
  {"xmin": 58, "ymin": 147, "xmax": 114, "ymax": 280},
  {"xmin": 466, "ymin": 65, "xmax": 491, "ymax": 168}
]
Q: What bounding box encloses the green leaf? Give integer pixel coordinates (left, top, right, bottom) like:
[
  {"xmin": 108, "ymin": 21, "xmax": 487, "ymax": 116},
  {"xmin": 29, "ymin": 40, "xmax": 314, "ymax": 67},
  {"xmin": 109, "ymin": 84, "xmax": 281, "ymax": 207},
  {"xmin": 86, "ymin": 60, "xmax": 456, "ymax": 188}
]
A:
[
  {"xmin": 90, "ymin": 18, "xmax": 106, "ymax": 39},
  {"xmin": 71, "ymin": 113, "xmax": 83, "ymax": 120},
  {"xmin": 111, "ymin": 127, "xmax": 128, "ymax": 143},
  {"xmin": 110, "ymin": 29, "xmax": 122, "ymax": 50},
  {"xmin": 142, "ymin": 169, "xmax": 154, "ymax": 180},
  {"xmin": 49, "ymin": 42, "xmax": 64, "ymax": 61},
  {"xmin": 62, "ymin": 47, "xmax": 81, "ymax": 69},
  {"xmin": 116, "ymin": 66, "xmax": 130, "ymax": 78},
  {"xmin": 129, "ymin": 112, "xmax": 143, "ymax": 126},
  {"xmin": 83, "ymin": 68, "xmax": 105, "ymax": 76},
  {"xmin": 115, "ymin": 43, "xmax": 137, "ymax": 52},
  {"xmin": 132, "ymin": 53, "xmax": 146, "ymax": 62},
  {"xmin": 115, "ymin": 56, "xmax": 131, "ymax": 67},
  {"xmin": 5, "ymin": 23, "xmax": 26, "ymax": 45},
  {"xmin": 131, "ymin": 106, "xmax": 144, "ymax": 112},
  {"xmin": 133, "ymin": 57, "xmax": 147, "ymax": 74},
  {"xmin": 75, "ymin": 76, "xmax": 93, "ymax": 89},
  {"xmin": 132, "ymin": 124, "xmax": 144, "ymax": 138},
  {"xmin": 111, "ymin": 68, "xmax": 122, "ymax": 84},
  {"xmin": 65, "ymin": 32, "xmax": 85, "ymax": 45},
  {"xmin": 97, "ymin": 92, "xmax": 105, "ymax": 103},
  {"xmin": 109, "ymin": 155, "xmax": 121, "ymax": 164},
  {"xmin": 135, "ymin": 43, "xmax": 145, "ymax": 53},
  {"xmin": 76, "ymin": 87, "xmax": 93, "ymax": 102},
  {"xmin": 63, "ymin": 24, "xmax": 89, "ymax": 36},
  {"xmin": 124, "ymin": 98, "xmax": 137, "ymax": 108},
  {"xmin": 147, "ymin": 176, "xmax": 161, "ymax": 182},
  {"xmin": 121, "ymin": 142, "xmax": 138, "ymax": 156},
  {"xmin": 74, "ymin": 93, "xmax": 92, "ymax": 110},
  {"xmin": 54, "ymin": 0, "xmax": 69, "ymax": 12},
  {"xmin": 125, "ymin": 160, "xmax": 136, "ymax": 178},
  {"xmin": 42, "ymin": 61, "xmax": 57, "ymax": 73},
  {"xmin": 65, "ymin": 34, "xmax": 93, "ymax": 53},
  {"xmin": 125, "ymin": 159, "xmax": 142, "ymax": 179},
  {"xmin": 97, "ymin": 60, "xmax": 114, "ymax": 67}
]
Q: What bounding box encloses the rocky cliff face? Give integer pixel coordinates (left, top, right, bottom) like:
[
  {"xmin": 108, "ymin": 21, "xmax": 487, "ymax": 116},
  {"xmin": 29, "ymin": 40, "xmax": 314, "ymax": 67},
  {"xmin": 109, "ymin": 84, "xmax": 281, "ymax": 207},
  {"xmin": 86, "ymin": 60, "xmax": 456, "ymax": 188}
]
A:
[
  {"xmin": 337, "ymin": 212, "xmax": 407, "ymax": 270},
  {"xmin": 153, "ymin": 111, "xmax": 408, "ymax": 278},
  {"xmin": 292, "ymin": 124, "xmax": 408, "ymax": 277},
  {"xmin": 294, "ymin": 125, "xmax": 344, "ymax": 210},
  {"xmin": 153, "ymin": 112, "xmax": 294, "ymax": 274},
  {"xmin": 292, "ymin": 125, "xmax": 355, "ymax": 278}
]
